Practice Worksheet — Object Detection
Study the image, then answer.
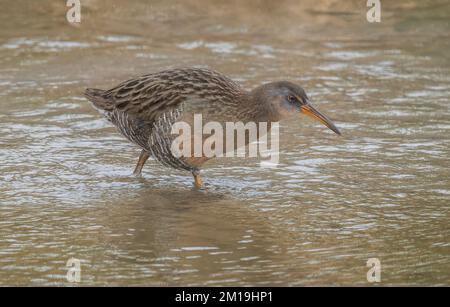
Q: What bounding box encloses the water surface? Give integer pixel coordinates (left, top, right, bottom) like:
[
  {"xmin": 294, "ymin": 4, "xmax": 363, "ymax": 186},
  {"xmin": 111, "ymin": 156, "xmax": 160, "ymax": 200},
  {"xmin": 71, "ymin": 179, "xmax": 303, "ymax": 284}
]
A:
[{"xmin": 0, "ymin": 0, "xmax": 449, "ymax": 286}]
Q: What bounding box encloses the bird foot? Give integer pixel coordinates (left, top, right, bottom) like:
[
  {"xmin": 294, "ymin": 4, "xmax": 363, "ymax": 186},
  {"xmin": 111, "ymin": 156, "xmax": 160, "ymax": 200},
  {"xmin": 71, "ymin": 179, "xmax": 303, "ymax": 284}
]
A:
[
  {"xmin": 193, "ymin": 173, "xmax": 203, "ymax": 188},
  {"xmin": 133, "ymin": 150, "xmax": 150, "ymax": 177},
  {"xmin": 133, "ymin": 169, "xmax": 143, "ymax": 177}
]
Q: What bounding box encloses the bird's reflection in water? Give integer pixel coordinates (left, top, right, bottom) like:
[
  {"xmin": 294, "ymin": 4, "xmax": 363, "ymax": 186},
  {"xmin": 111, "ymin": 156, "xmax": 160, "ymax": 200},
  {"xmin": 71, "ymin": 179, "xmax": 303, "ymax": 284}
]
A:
[{"xmin": 85, "ymin": 183, "xmax": 296, "ymax": 286}]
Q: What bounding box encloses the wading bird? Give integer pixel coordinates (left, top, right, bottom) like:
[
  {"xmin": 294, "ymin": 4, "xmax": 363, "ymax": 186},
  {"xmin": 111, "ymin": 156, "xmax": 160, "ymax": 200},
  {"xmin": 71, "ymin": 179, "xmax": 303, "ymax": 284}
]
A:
[{"xmin": 85, "ymin": 68, "xmax": 340, "ymax": 188}]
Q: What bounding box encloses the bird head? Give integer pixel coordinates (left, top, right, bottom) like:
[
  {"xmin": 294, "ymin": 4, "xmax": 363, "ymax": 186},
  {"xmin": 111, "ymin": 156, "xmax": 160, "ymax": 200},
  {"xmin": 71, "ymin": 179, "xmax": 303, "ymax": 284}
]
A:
[{"xmin": 251, "ymin": 81, "xmax": 341, "ymax": 135}]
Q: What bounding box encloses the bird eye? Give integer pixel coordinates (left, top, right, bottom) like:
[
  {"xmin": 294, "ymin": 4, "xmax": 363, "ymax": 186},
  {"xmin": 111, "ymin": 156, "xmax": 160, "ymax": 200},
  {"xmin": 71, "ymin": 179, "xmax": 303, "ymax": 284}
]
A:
[{"xmin": 287, "ymin": 95, "xmax": 296, "ymax": 103}]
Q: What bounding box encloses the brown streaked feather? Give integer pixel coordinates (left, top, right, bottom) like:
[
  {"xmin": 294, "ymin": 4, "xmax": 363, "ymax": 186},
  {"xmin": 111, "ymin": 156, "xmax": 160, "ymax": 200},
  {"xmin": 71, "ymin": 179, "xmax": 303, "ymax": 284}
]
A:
[
  {"xmin": 84, "ymin": 68, "xmax": 251, "ymax": 172},
  {"xmin": 101, "ymin": 68, "xmax": 245, "ymax": 122},
  {"xmin": 84, "ymin": 88, "xmax": 113, "ymax": 112}
]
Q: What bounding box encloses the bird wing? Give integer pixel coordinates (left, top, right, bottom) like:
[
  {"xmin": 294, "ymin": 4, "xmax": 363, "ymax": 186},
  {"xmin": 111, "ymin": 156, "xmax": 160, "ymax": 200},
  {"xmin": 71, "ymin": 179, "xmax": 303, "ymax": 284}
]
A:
[
  {"xmin": 103, "ymin": 68, "xmax": 244, "ymax": 123},
  {"xmin": 85, "ymin": 68, "xmax": 244, "ymax": 150}
]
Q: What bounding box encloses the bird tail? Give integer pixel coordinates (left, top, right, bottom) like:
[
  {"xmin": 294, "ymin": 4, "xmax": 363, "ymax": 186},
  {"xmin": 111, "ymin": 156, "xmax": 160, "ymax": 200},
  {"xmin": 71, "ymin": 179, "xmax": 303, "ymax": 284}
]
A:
[{"xmin": 84, "ymin": 88, "xmax": 114, "ymax": 114}]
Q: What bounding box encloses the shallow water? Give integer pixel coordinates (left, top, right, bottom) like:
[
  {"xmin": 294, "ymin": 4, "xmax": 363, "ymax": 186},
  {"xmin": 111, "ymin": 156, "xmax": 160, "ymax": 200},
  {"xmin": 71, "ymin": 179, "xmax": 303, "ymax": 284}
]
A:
[{"xmin": 0, "ymin": 0, "xmax": 449, "ymax": 286}]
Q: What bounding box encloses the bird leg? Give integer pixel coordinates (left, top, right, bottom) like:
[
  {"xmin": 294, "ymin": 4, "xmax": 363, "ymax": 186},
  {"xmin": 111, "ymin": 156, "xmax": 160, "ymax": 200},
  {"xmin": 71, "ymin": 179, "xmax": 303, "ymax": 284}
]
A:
[
  {"xmin": 192, "ymin": 170, "xmax": 203, "ymax": 188},
  {"xmin": 133, "ymin": 150, "xmax": 150, "ymax": 176}
]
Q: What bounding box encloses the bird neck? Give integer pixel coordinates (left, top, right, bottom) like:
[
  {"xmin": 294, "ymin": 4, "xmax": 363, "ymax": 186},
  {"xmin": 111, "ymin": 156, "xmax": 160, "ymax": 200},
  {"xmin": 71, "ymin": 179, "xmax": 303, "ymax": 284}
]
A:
[{"xmin": 245, "ymin": 89, "xmax": 281, "ymax": 123}]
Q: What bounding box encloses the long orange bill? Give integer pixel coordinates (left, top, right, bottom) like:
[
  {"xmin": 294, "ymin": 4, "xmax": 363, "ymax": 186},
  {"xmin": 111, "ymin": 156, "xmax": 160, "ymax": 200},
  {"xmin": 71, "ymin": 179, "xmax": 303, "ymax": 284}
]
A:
[{"xmin": 301, "ymin": 103, "xmax": 341, "ymax": 135}]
